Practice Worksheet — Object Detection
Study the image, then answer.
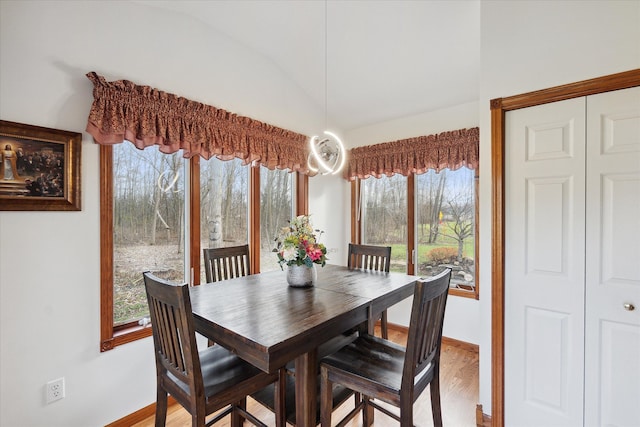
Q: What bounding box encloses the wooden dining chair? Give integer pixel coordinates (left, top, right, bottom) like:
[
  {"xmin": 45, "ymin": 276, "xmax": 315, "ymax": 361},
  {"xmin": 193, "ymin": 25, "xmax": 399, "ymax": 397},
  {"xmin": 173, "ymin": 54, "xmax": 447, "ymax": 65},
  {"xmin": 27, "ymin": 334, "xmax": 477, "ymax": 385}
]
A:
[
  {"xmin": 203, "ymin": 244, "xmax": 250, "ymax": 283},
  {"xmin": 347, "ymin": 243, "xmax": 392, "ymax": 338},
  {"xmin": 143, "ymin": 271, "xmax": 285, "ymax": 427},
  {"xmin": 202, "ymin": 244, "xmax": 251, "ymax": 347},
  {"xmin": 319, "ymin": 268, "xmax": 452, "ymax": 427}
]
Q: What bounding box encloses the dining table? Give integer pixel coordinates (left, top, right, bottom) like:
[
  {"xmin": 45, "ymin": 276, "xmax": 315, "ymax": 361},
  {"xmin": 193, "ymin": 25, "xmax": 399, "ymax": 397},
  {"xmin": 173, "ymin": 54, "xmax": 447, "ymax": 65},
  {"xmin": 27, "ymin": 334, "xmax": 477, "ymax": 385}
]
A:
[{"xmin": 189, "ymin": 263, "xmax": 419, "ymax": 427}]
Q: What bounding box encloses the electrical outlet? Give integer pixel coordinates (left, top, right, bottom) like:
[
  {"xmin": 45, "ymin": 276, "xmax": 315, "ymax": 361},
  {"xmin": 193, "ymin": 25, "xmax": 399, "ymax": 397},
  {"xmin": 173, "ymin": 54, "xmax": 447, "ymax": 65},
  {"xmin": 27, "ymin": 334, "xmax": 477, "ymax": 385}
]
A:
[{"xmin": 46, "ymin": 377, "xmax": 65, "ymax": 404}]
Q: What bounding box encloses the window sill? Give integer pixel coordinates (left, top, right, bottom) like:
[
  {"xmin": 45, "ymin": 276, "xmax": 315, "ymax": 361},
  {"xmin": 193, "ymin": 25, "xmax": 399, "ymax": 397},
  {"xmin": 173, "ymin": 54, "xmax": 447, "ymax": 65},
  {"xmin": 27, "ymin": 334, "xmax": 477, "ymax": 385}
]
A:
[
  {"xmin": 101, "ymin": 325, "xmax": 152, "ymax": 352},
  {"xmin": 449, "ymin": 288, "xmax": 479, "ymax": 300}
]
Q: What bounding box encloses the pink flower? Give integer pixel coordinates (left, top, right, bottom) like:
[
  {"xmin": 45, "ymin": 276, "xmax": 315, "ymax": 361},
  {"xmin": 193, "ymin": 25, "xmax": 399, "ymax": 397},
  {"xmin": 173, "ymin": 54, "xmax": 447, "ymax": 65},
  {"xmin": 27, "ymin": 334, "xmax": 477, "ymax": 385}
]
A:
[{"xmin": 306, "ymin": 245, "xmax": 323, "ymax": 261}]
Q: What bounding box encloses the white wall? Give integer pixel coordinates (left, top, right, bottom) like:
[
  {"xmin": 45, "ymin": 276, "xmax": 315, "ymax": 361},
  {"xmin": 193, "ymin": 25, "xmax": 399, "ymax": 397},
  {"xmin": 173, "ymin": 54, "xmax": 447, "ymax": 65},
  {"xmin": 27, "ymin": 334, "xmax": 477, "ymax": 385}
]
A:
[
  {"xmin": 477, "ymin": 0, "xmax": 640, "ymax": 416},
  {"xmin": 0, "ymin": 1, "xmax": 322, "ymax": 426}
]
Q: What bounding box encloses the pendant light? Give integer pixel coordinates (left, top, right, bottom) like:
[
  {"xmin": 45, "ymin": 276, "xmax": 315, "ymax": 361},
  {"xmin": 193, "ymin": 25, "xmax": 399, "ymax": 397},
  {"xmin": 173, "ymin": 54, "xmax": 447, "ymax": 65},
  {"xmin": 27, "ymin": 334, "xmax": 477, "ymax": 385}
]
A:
[{"xmin": 308, "ymin": 0, "xmax": 346, "ymax": 175}]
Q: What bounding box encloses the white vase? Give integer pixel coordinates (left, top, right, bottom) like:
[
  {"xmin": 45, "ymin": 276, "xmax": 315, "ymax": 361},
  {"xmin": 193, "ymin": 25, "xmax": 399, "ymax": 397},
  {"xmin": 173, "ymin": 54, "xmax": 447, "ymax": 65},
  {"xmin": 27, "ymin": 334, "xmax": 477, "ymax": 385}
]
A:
[{"xmin": 286, "ymin": 264, "xmax": 317, "ymax": 288}]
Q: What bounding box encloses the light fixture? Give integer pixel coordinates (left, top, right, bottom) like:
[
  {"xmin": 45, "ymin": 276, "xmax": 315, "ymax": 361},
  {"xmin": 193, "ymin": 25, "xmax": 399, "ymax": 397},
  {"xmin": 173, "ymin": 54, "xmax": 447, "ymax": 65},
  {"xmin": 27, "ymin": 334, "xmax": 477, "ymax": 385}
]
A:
[{"xmin": 308, "ymin": 0, "xmax": 346, "ymax": 175}]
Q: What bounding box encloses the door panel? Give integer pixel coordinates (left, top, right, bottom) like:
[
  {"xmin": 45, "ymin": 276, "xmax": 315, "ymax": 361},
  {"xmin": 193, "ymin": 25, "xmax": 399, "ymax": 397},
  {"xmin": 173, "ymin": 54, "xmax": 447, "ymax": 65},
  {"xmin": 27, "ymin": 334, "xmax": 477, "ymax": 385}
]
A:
[
  {"xmin": 585, "ymin": 87, "xmax": 640, "ymax": 427},
  {"xmin": 526, "ymin": 177, "xmax": 572, "ymax": 275},
  {"xmin": 505, "ymin": 97, "xmax": 586, "ymax": 426},
  {"xmin": 524, "ymin": 306, "xmax": 571, "ymax": 412}
]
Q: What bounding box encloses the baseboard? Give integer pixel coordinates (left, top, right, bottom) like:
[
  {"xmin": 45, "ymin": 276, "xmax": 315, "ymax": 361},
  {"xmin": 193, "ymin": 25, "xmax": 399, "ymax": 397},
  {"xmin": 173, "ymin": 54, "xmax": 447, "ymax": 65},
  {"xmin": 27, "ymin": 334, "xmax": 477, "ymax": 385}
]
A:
[
  {"xmin": 106, "ymin": 396, "xmax": 176, "ymax": 426},
  {"xmin": 387, "ymin": 322, "xmax": 479, "ymax": 353},
  {"xmin": 476, "ymin": 404, "xmax": 492, "ymax": 427}
]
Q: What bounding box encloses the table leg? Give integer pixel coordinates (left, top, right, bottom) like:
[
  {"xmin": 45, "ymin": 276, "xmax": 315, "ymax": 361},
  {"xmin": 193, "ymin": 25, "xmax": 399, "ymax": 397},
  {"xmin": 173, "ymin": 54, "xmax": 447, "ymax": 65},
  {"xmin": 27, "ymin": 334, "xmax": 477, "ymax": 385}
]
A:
[
  {"xmin": 364, "ymin": 305, "xmax": 376, "ymax": 426},
  {"xmin": 294, "ymin": 349, "xmax": 318, "ymax": 427}
]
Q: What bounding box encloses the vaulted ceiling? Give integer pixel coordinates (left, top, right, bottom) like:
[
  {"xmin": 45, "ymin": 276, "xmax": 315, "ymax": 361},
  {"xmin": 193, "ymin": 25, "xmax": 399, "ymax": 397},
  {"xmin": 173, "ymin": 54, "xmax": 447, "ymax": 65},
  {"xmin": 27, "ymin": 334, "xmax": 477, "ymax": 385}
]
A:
[{"xmin": 133, "ymin": 0, "xmax": 480, "ymax": 132}]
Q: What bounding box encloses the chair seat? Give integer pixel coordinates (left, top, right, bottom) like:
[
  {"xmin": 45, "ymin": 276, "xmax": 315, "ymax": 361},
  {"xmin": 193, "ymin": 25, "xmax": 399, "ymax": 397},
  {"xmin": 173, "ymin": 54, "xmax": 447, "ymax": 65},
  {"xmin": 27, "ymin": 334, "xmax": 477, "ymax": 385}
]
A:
[
  {"xmin": 321, "ymin": 334, "xmax": 408, "ymax": 399},
  {"xmin": 199, "ymin": 345, "xmax": 272, "ymax": 399}
]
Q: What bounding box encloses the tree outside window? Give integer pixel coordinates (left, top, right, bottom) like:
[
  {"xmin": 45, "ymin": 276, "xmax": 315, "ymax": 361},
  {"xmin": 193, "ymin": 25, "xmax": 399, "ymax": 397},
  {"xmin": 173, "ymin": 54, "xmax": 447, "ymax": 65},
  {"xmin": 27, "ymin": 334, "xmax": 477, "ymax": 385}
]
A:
[{"xmin": 358, "ymin": 166, "xmax": 477, "ymax": 296}]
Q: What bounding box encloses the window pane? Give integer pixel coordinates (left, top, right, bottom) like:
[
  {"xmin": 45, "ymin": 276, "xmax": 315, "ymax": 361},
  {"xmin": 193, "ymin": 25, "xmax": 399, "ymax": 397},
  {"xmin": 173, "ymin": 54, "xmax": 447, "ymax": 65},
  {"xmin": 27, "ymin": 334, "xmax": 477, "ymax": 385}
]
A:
[
  {"xmin": 361, "ymin": 174, "xmax": 408, "ymax": 272},
  {"xmin": 416, "ymin": 167, "xmax": 475, "ymax": 291},
  {"xmin": 260, "ymin": 168, "xmax": 294, "ymax": 272},
  {"xmin": 199, "ymin": 158, "xmax": 249, "ymax": 282},
  {"xmin": 113, "ymin": 142, "xmax": 185, "ymax": 326}
]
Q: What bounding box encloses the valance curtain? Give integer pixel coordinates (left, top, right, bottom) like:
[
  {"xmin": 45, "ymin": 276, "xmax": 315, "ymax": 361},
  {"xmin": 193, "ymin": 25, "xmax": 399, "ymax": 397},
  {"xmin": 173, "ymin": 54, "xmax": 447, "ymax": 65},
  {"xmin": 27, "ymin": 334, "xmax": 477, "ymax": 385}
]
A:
[
  {"xmin": 84, "ymin": 72, "xmax": 313, "ymax": 173},
  {"xmin": 345, "ymin": 127, "xmax": 479, "ymax": 181}
]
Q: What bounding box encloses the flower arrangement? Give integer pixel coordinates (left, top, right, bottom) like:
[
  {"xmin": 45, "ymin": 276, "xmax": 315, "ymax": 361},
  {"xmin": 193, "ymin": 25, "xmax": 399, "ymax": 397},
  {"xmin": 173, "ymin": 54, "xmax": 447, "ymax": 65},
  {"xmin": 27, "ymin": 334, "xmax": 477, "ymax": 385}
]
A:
[{"xmin": 274, "ymin": 215, "xmax": 327, "ymax": 269}]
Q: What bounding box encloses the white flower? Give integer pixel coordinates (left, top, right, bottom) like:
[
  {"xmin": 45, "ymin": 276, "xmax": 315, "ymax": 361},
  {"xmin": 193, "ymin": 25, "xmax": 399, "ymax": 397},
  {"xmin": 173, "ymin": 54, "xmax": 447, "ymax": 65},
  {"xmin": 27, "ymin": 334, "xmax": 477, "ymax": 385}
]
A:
[{"xmin": 282, "ymin": 246, "xmax": 298, "ymax": 262}]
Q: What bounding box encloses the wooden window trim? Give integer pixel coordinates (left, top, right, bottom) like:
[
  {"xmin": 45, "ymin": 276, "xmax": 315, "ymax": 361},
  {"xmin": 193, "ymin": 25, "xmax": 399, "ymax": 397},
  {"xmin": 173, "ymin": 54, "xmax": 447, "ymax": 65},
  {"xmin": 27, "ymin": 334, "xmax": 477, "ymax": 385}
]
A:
[
  {"xmin": 249, "ymin": 165, "xmax": 261, "ymax": 274},
  {"xmin": 99, "ymin": 145, "xmax": 152, "ymax": 352}
]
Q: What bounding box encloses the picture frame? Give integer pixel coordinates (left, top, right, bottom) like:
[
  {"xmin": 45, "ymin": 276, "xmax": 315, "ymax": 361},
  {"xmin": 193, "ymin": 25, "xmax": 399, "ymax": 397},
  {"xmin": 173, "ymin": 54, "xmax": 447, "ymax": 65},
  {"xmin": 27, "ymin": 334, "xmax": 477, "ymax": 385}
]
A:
[{"xmin": 0, "ymin": 120, "xmax": 81, "ymax": 211}]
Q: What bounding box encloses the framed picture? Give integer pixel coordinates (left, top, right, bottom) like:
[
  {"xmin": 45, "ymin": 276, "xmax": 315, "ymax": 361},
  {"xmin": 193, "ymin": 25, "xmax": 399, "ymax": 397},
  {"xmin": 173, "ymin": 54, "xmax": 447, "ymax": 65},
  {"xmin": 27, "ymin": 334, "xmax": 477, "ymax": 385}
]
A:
[{"xmin": 0, "ymin": 120, "xmax": 81, "ymax": 211}]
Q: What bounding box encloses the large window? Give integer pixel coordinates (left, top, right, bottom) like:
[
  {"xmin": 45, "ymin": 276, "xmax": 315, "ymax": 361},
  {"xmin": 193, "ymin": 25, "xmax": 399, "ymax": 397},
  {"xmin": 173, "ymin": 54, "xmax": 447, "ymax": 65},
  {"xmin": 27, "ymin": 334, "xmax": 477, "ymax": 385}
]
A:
[
  {"xmin": 100, "ymin": 142, "xmax": 301, "ymax": 351},
  {"xmin": 357, "ymin": 166, "xmax": 478, "ymax": 298}
]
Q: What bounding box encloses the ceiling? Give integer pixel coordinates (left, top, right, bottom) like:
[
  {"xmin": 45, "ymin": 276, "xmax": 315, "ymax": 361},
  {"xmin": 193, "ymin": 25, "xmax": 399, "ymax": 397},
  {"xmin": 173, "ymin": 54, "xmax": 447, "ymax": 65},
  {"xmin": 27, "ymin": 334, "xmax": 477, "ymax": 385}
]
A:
[{"xmin": 132, "ymin": 0, "xmax": 480, "ymax": 132}]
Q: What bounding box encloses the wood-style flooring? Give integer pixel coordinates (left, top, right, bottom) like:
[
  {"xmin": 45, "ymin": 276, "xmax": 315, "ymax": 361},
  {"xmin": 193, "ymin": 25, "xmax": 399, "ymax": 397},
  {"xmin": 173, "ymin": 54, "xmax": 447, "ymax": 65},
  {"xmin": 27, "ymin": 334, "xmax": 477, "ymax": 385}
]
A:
[{"xmin": 133, "ymin": 327, "xmax": 479, "ymax": 427}]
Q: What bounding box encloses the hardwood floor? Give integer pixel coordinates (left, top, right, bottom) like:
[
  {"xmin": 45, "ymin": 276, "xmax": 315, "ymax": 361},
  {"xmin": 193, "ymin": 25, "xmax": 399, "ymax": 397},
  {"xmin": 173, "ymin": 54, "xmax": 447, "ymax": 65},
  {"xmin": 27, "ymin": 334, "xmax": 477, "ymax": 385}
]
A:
[{"xmin": 133, "ymin": 327, "xmax": 479, "ymax": 427}]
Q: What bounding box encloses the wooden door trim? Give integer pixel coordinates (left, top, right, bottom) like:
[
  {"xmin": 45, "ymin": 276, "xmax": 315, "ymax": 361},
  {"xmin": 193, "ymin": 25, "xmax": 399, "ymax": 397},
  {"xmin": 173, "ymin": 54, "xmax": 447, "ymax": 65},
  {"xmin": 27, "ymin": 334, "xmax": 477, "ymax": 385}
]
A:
[
  {"xmin": 490, "ymin": 68, "xmax": 640, "ymax": 427},
  {"xmin": 350, "ymin": 179, "xmax": 360, "ymax": 244}
]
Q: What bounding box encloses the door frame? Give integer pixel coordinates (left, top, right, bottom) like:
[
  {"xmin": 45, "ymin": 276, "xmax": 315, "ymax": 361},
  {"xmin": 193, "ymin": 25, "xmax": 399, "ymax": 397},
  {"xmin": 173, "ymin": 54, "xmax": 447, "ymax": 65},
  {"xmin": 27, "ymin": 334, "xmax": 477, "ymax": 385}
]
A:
[{"xmin": 490, "ymin": 68, "xmax": 640, "ymax": 427}]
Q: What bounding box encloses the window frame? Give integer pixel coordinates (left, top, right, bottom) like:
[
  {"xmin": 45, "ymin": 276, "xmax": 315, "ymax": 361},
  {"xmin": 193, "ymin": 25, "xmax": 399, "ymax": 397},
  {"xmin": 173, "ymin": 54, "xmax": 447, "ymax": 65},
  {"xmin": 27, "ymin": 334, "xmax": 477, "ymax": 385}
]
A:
[
  {"xmin": 351, "ymin": 167, "xmax": 479, "ymax": 300},
  {"xmin": 100, "ymin": 146, "xmax": 309, "ymax": 351}
]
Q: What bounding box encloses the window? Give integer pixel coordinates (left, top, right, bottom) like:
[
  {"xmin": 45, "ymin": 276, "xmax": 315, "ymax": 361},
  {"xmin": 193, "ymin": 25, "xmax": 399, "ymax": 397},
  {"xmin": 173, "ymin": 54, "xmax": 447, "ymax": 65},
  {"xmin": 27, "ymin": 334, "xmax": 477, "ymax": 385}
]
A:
[
  {"xmin": 199, "ymin": 157, "xmax": 249, "ymax": 282},
  {"xmin": 260, "ymin": 168, "xmax": 294, "ymax": 272},
  {"xmin": 361, "ymin": 174, "xmax": 408, "ymax": 272},
  {"xmin": 100, "ymin": 143, "xmax": 304, "ymax": 351},
  {"xmin": 112, "ymin": 143, "xmax": 186, "ymax": 327},
  {"xmin": 356, "ymin": 166, "xmax": 478, "ymax": 299},
  {"xmin": 416, "ymin": 168, "xmax": 476, "ymax": 294}
]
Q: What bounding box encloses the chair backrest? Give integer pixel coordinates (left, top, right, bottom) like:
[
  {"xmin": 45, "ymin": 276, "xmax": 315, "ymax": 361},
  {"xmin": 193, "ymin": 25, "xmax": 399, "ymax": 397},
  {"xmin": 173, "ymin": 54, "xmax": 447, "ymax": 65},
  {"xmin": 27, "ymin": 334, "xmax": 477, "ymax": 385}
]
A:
[
  {"xmin": 402, "ymin": 268, "xmax": 452, "ymax": 395},
  {"xmin": 347, "ymin": 243, "xmax": 391, "ymax": 272},
  {"xmin": 203, "ymin": 244, "xmax": 251, "ymax": 283},
  {"xmin": 143, "ymin": 271, "xmax": 203, "ymax": 406}
]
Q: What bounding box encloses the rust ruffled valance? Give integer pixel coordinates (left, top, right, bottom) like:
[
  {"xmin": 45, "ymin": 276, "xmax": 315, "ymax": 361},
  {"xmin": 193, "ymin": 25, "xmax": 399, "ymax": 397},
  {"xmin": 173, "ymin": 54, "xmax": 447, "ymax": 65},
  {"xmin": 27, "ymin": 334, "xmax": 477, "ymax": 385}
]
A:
[
  {"xmin": 345, "ymin": 127, "xmax": 479, "ymax": 180},
  {"xmin": 85, "ymin": 72, "xmax": 312, "ymax": 173}
]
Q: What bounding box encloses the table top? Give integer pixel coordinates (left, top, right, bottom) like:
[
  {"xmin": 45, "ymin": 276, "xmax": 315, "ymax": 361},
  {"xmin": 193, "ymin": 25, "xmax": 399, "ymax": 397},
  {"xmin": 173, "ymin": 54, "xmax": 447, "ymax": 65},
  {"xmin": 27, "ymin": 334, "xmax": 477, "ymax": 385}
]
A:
[{"xmin": 190, "ymin": 264, "xmax": 418, "ymax": 372}]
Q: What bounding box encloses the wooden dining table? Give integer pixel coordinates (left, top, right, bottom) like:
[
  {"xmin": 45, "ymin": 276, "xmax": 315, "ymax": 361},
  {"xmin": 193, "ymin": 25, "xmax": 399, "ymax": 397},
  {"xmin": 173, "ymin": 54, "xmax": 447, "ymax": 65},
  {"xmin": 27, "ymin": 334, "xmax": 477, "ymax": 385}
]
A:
[{"xmin": 189, "ymin": 263, "xmax": 418, "ymax": 427}]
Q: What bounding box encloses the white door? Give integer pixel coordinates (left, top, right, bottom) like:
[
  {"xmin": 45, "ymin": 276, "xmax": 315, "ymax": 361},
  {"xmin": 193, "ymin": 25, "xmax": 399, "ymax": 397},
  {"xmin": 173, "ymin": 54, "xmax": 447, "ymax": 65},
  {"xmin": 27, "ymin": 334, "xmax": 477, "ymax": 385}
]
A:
[
  {"xmin": 505, "ymin": 97, "xmax": 587, "ymax": 426},
  {"xmin": 584, "ymin": 87, "xmax": 640, "ymax": 427}
]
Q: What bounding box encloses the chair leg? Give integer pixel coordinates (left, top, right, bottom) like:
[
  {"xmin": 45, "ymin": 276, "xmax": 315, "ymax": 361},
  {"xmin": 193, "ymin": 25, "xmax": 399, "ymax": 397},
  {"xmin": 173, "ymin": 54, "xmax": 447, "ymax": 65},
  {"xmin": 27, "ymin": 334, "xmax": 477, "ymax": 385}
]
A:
[
  {"xmin": 399, "ymin": 399, "xmax": 413, "ymax": 427},
  {"xmin": 320, "ymin": 367, "xmax": 332, "ymax": 427},
  {"xmin": 155, "ymin": 387, "xmax": 168, "ymax": 427},
  {"xmin": 193, "ymin": 403, "xmax": 207, "ymax": 427},
  {"xmin": 381, "ymin": 310, "xmax": 388, "ymax": 339},
  {"xmin": 430, "ymin": 372, "xmax": 443, "ymax": 427},
  {"xmin": 274, "ymin": 369, "xmax": 287, "ymax": 427},
  {"xmin": 362, "ymin": 396, "xmax": 374, "ymax": 427},
  {"xmin": 231, "ymin": 398, "xmax": 246, "ymax": 427}
]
